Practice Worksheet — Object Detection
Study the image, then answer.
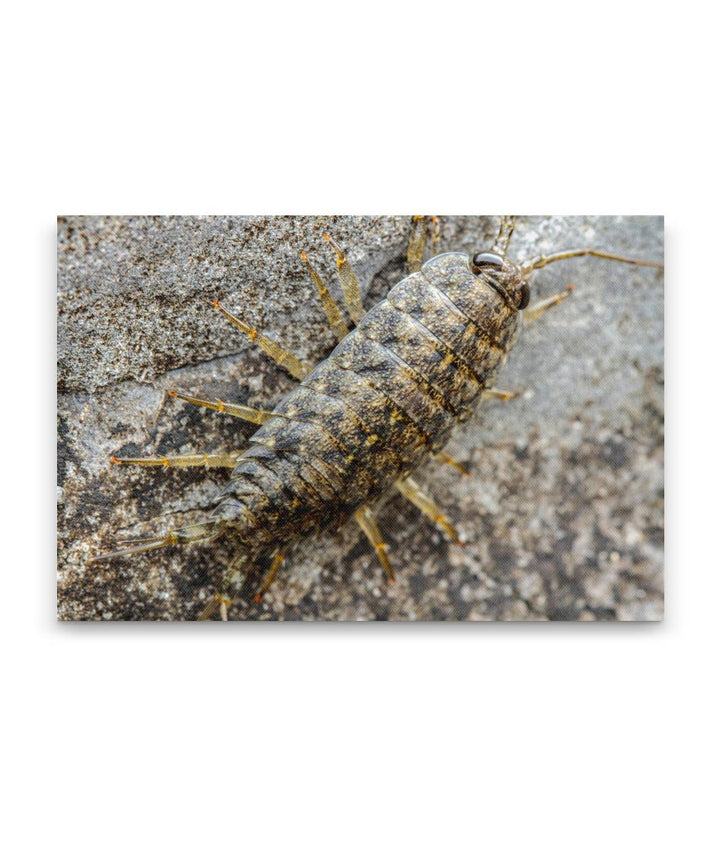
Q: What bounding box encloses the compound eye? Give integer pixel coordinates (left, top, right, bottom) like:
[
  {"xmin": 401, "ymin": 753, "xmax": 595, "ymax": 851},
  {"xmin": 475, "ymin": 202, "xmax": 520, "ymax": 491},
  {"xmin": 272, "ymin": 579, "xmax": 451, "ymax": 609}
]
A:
[
  {"xmin": 471, "ymin": 251, "xmax": 504, "ymax": 273},
  {"xmin": 518, "ymin": 282, "xmax": 531, "ymax": 310}
]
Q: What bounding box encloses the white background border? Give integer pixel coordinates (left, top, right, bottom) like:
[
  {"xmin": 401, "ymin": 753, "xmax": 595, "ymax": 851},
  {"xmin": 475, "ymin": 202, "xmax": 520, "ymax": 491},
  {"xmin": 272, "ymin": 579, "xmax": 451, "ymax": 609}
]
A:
[{"xmin": 4, "ymin": 1, "xmax": 715, "ymax": 853}]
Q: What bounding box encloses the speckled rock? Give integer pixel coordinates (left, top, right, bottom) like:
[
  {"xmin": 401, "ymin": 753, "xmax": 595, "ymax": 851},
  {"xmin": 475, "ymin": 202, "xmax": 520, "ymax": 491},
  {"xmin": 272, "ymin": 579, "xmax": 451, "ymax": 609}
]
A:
[{"xmin": 57, "ymin": 215, "xmax": 663, "ymax": 621}]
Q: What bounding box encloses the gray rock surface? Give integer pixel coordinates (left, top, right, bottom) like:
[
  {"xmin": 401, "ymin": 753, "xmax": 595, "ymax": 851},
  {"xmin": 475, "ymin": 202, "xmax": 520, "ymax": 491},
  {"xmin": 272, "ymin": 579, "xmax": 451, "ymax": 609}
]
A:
[{"xmin": 57, "ymin": 215, "xmax": 663, "ymax": 620}]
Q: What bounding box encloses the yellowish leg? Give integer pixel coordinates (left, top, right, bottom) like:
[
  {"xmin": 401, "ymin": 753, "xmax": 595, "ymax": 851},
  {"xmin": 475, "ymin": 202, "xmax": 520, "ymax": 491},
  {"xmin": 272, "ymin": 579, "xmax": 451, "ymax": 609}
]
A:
[
  {"xmin": 354, "ymin": 506, "xmax": 395, "ymax": 583},
  {"xmin": 432, "ymin": 450, "xmax": 470, "ymax": 476},
  {"xmin": 395, "ymin": 476, "xmax": 462, "ymax": 546},
  {"xmin": 213, "ymin": 300, "xmax": 312, "ymax": 380},
  {"xmin": 322, "ymin": 233, "xmax": 365, "ymax": 324},
  {"xmin": 197, "ymin": 594, "xmax": 232, "ymax": 621},
  {"xmin": 482, "ymin": 387, "xmax": 519, "ymax": 401},
  {"xmin": 195, "ymin": 594, "xmax": 232, "ymax": 621},
  {"xmin": 492, "ymin": 215, "xmax": 517, "ymax": 255},
  {"xmin": 430, "ymin": 216, "xmax": 441, "ymax": 256},
  {"xmin": 407, "ymin": 215, "xmax": 429, "ymax": 273},
  {"xmin": 523, "ymin": 285, "xmax": 574, "ymax": 323},
  {"xmin": 253, "ymin": 551, "xmax": 286, "ymax": 603},
  {"xmin": 198, "ymin": 596, "xmax": 219, "ymax": 621},
  {"xmin": 111, "ymin": 452, "xmax": 243, "ymax": 469},
  {"xmin": 197, "ymin": 551, "xmax": 249, "ymax": 620},
  {"xmin": 301, "ymin": 251, "xmax": 350, "ymax": 342},
  {"xmin": 169, "ymin": 389, "xmax": 273, "ymax": 425}
]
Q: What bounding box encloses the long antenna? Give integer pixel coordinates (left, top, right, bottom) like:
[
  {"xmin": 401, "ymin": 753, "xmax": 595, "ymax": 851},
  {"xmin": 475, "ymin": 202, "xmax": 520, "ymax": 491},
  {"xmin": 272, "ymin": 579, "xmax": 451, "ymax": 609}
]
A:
[{"xmin": 521, "ymin": 248, "xmax": 663, "ymax": 276}]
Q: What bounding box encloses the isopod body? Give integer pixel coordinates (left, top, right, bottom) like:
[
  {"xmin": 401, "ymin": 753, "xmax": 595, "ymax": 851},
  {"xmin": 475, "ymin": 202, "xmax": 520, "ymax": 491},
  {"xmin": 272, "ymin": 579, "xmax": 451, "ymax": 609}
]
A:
[{"xmin": 215, "ymin": 252, "xmax": 524, "ymax": 555}]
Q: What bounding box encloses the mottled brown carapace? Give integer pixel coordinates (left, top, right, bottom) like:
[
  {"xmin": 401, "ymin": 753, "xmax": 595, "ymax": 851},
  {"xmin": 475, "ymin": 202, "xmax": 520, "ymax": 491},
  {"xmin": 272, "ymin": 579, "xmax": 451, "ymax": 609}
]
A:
[
  {"xmin": 91, "ymin": 216, "xmax": 661, "ymax": 619},
  {"xmin": 215, "ymin": 253, "xmax": 524, "ymax": 541}
]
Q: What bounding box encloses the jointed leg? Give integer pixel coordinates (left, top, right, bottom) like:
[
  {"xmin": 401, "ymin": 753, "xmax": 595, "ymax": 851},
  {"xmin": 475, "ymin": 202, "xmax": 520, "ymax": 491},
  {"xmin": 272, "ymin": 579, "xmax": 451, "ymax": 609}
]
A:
[
  {"xmin": 253, "ymin": 551, "xmax": 286, "ymax": 603},
  {"xmin": 395, "ymin": 476, "xmax": 462, "ymax": 546},
  {"xmin": 523, "ymin": 284, "xmax": 574, "ymax": 323},
  {"xmin": 354, "ymin": 505, "xmax": 395, "ymax": 583},
  {"xmin": 197, "ymin": 593, "xmax": 232, "ymax": 621},
  {"xmin": 432, "ymin": 450, "xmax": 470, "ymax": 476},
  {"xmin": 430, "ymin": 216, "xmax": 441, "ymax": 256},
  {"xmin": 482, "ymin": 387, "xmax": 519, "ymax": 401},
  {"xmin": 197, "ymin": 550, "xmax": 249, "ymax": 620},
  {"xmin": 111, "ymin": 452, "xmax": 243, "ymax": 469},
  {"xmin": 322, "ymin": 233, "xmax": 365, "ymax": 324},
  {"xmin": 301, "ymin": 251, "xmax": 350, "ymax": 342},
  {"xmin": 407, "ymin": 215, "xmax": 429, "ymax": 273},
  {"xmin": 213, "ymin": 300, "xmax": 312, "ymax": 380},
  {"xmin": 169, "ymin": 389, "xmax": 273, "ymax": 425},
  {"xmin": 492, "ymin": 215, "xmax": 517, "ymax": 256}
]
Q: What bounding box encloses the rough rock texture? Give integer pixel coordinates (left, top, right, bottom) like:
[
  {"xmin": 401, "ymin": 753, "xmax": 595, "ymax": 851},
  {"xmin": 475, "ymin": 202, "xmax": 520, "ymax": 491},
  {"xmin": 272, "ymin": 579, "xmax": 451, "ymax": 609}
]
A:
[{"xmin": 57, "ymin": 215, "xmax": 664, "ymax": 621}]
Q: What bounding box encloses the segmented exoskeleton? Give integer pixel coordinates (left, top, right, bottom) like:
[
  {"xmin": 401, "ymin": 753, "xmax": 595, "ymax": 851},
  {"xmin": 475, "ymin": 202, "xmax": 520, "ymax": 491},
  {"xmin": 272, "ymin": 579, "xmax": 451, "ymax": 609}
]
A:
[{"xmin": 93, "ymin": 216, "xmax": 662, "ymax": 619}]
